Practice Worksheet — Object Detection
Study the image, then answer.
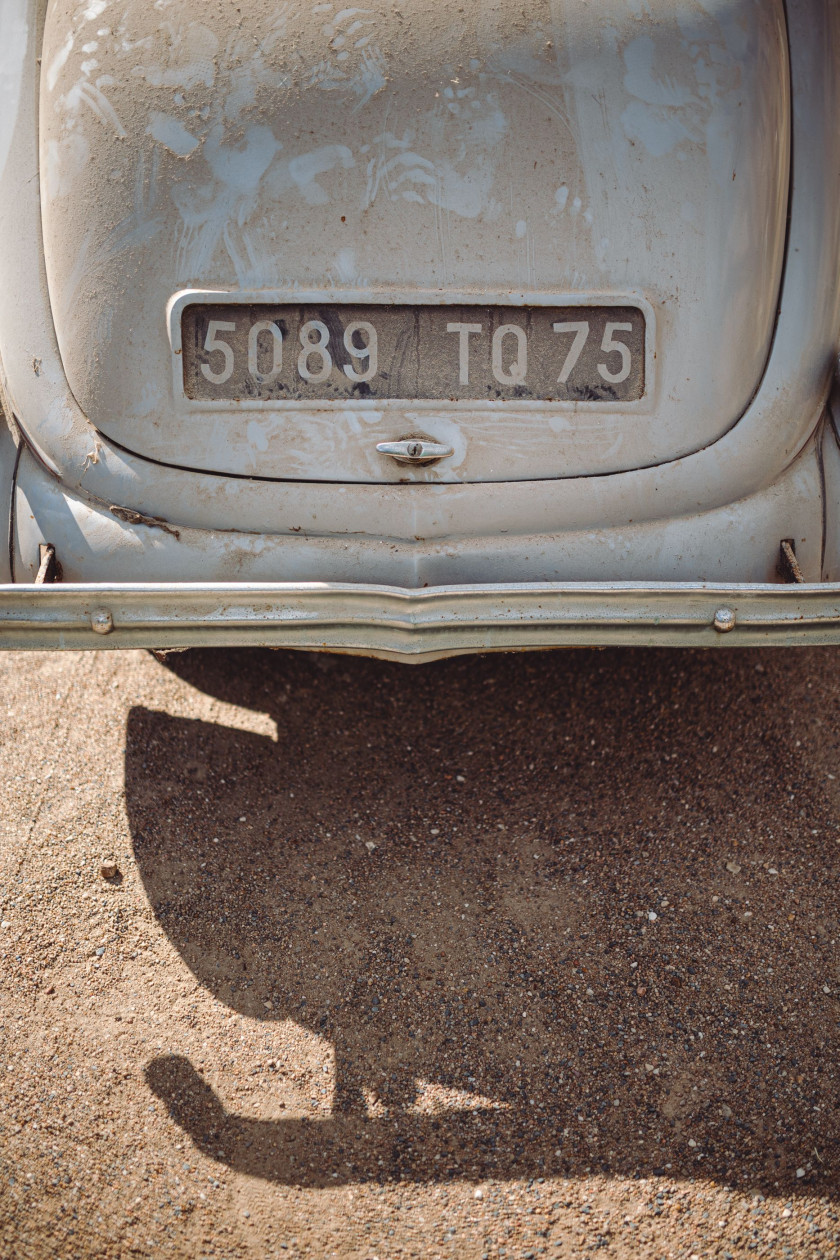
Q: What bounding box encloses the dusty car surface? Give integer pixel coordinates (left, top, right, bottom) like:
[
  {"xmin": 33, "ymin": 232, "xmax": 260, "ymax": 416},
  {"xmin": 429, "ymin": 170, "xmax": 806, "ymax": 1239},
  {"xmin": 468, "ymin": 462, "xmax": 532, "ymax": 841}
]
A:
[{"xmin": 0, "ymin": 0, "xmax": 839, "ymax": 657}]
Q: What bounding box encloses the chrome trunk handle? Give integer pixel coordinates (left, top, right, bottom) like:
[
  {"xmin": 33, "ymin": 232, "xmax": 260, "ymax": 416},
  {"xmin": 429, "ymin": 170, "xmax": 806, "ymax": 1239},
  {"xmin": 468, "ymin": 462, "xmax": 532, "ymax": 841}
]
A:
[{"xmin": 376, "ymin": 438, "xmax": 454, "ymax": 465}]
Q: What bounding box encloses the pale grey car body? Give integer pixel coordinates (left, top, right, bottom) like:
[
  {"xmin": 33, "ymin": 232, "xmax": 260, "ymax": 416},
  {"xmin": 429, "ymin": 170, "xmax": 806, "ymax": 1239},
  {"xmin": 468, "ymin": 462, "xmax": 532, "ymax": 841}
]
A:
[{"xmin": 1, "ymin": 0, "xmax": 839, "ymax": 657}]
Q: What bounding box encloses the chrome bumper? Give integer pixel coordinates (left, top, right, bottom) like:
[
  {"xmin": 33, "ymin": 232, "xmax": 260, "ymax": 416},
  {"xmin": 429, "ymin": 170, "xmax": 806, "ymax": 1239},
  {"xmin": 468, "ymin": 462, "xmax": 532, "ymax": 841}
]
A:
[{"xmin": 1, "ymin": 581, "xmax": 840, "ymax": 659}]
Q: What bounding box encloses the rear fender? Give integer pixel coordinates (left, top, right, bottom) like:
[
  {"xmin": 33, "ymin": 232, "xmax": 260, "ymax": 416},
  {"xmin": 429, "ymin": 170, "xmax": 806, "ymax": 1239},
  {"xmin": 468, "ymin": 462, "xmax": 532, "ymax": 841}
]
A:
[
  {"xmin": 0, "ymin": 0, "xmax": 40, "ymax": 581},
  {"xmin": 0, "ymin": 400, "xmax": 17, "ymax": 583}
]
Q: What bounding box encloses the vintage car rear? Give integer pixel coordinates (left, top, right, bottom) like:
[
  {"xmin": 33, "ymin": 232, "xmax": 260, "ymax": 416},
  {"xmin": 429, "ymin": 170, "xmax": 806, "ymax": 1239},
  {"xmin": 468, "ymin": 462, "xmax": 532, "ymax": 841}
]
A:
[{"xmin": 0, "ymin": 0, "xmax": 839, "ymax": 656}]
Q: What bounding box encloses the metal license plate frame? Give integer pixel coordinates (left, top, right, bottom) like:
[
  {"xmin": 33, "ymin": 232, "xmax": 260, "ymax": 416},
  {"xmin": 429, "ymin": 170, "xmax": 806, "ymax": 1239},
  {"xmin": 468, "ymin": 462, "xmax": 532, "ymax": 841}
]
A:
[{"xmin": 168, "ymin": 289, "xmax": 656, "ymax": 413}]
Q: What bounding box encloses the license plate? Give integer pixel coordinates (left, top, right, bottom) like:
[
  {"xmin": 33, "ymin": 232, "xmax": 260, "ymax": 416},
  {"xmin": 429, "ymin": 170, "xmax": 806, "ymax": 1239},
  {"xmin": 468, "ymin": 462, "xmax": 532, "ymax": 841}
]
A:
[{"xmin": 181, "ymin": 303, "xmax": 646, "ymax": 404}]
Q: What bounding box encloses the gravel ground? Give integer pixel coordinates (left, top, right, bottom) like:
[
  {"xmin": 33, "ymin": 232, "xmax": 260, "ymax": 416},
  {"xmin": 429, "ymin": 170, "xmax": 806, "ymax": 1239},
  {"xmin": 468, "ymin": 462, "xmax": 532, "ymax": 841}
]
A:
[{"xmin": 2, "ymin": 643, "xmax": 840, "ymax": 1258}]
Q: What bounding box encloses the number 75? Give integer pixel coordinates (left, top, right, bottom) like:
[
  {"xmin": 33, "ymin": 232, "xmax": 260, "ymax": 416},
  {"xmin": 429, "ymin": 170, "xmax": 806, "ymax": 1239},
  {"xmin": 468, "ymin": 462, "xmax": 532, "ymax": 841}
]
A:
[{"xmin": 553, "ymin": 320, "xmax": 633, "ymax": 385}]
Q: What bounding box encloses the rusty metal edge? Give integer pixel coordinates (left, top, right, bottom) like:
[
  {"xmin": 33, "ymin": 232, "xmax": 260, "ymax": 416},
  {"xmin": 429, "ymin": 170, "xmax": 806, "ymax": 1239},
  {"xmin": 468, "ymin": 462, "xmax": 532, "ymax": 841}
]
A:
[{"xmin": 1, "ymin": 581, "xmax": 840, "ymax": 659}]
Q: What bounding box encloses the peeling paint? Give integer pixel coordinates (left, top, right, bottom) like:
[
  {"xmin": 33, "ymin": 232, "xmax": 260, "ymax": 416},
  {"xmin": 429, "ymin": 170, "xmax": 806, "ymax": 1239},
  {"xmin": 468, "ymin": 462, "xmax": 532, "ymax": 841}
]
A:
[
  {"xmin": 132, "ymin": 22, "xmax": 218, "ymax": 91},
  {"xmin": 146, "ymin": 112, "xmax": 199, "ymax": 158},
  {"xmin": 43, "ymin": 132, "xmax": 90, "ymax": 201},
  {"xmin": 81, "ymin": 0, "xmax": 109, "ymax": 23},
  {"xmin": 46, "ymin": 32, "xmax": 74, "ymax": 93}
]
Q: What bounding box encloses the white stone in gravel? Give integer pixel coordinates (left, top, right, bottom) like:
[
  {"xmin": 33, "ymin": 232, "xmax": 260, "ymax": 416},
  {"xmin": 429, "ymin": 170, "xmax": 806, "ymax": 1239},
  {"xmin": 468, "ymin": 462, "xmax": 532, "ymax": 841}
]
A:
[
  {"xmin": 796, "ymin": 1168, "xmax": 806, "ymax": 1178},
  {"xmin": 726, "ymin": 861, "xmax": 741, "ymax": 874},
  {"xmin": 823, "ymin": 985, "xmax": 831, "ymax": 994},
  {"xmin": 1, "ymin": 921, "xmax": 10, "ymax": 929}
]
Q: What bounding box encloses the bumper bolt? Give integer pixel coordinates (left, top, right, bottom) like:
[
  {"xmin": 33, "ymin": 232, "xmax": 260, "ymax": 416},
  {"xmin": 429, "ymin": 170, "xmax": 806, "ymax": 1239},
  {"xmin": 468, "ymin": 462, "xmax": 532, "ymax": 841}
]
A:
[
  {"xmin": 91, "ymin": 608, "xmax": 114, "ymax": 635},
  {"xmin": 713, "ymin": 607, "xmax": 736, "ymax": 634}
]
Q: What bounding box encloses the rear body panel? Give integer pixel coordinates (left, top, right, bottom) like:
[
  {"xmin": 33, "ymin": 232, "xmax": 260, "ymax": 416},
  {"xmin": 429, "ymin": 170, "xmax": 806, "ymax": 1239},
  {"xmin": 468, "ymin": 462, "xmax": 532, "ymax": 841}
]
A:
[
  {"xmin": 38, "ymin": 0, "xmax": 789, "ymax": 483},
  {"xmin": 11, "ymin": 433, "xmax": 827, "ymax": 587},
  {"xmin": 1, "ymin": 0, "xmax": 839, "ymax": 647}
]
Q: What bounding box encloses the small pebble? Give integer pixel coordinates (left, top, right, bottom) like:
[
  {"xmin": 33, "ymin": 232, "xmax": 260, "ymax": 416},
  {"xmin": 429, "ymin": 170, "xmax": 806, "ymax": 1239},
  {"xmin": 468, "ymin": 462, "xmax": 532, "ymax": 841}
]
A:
[
  {"xmin": 726, "ymin": 861, "xmax": 741, "ymax": 874},
  {"xmin": 365, "ymin": 840, "xmax": 376, "ymax": 852},
  {"xmin": 100, "ymin": 860, "xmax": 117, "ymax": 879}
]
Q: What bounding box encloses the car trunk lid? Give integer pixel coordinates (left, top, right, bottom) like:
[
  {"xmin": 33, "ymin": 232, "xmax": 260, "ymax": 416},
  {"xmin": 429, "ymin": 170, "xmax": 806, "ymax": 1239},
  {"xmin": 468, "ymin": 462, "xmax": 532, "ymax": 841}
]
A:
[{"xmin": 39, "ymin": 0, "xmax": 789, "ymax": 484}]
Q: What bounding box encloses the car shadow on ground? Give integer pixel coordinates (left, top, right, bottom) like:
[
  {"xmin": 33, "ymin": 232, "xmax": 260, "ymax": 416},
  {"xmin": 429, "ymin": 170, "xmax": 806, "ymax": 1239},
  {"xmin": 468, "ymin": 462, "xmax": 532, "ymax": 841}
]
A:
[{"xmin": 125, "ymin": 646, "xmax": 840, "ymax": 1193}]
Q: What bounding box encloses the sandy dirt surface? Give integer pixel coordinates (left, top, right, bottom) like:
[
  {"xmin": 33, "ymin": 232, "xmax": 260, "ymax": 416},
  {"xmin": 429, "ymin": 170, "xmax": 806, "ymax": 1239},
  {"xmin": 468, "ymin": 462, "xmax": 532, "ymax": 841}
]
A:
[{"xmin": 1, "ymin": 643, "xmax": 840, "ymax": 1258}]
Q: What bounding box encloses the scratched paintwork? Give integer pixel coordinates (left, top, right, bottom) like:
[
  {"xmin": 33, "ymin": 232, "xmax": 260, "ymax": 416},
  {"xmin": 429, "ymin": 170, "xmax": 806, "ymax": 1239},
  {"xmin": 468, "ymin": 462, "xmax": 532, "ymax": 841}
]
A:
[{"xmin": 37, "ymin": 0, "xmax": 788, "ymax": 483}]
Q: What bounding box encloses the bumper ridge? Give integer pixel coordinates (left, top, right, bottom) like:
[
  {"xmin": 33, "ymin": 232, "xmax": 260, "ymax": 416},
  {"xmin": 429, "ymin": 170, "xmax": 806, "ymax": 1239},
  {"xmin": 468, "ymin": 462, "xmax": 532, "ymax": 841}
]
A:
[{"xmin": 1, "ymin": 581, "xmax": 840, "ymax": 660}]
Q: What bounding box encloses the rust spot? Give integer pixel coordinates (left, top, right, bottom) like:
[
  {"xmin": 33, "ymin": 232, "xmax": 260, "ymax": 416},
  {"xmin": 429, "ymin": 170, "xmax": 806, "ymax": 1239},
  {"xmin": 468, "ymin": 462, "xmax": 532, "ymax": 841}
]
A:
[{"xmin": 109, "ymin": 505, "xmax": 181, "ymax": 540}]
